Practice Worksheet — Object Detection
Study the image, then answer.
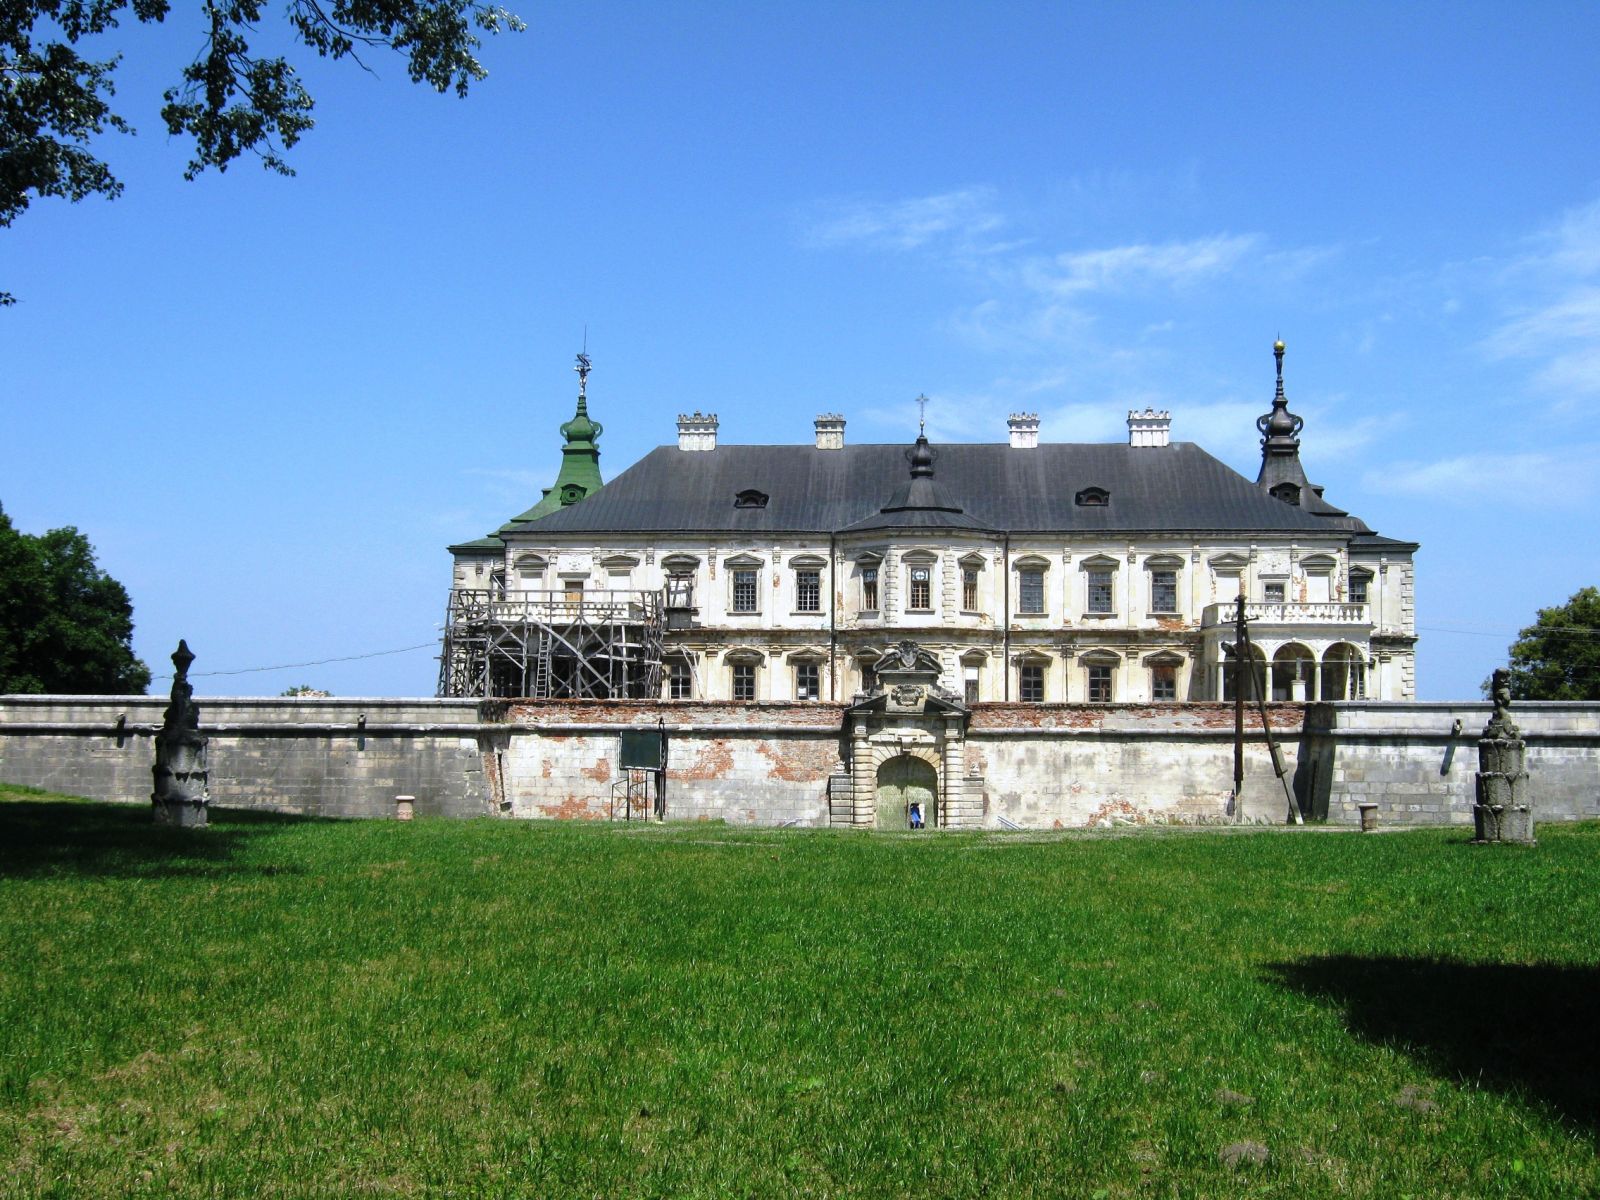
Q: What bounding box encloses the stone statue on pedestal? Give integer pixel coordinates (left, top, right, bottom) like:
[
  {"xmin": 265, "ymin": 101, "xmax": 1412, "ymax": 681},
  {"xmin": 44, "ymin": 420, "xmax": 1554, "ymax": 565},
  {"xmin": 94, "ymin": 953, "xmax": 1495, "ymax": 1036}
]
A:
[
  {"xmin": 152, "ymin": 640, "xmax": 210, "ymax": 827},
  {"xmin": 1473, "ymin": 668, "xmax": 1533, "ymax": 844}
]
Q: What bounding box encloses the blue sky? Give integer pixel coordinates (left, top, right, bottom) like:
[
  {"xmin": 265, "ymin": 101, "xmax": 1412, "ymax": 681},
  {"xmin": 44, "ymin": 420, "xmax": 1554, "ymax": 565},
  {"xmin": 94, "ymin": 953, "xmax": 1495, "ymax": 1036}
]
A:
[{"xmin": 5, "ymin": 2, "xmax": 1598, "ymax": 699}]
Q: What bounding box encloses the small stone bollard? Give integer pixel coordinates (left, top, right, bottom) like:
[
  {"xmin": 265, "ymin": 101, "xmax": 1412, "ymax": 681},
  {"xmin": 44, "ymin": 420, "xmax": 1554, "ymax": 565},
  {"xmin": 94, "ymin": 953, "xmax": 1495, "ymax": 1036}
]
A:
[
  {"xmin": 1474, "ymin": 670, "xmax": 1535, "ymax": 845},
  {"xmin": 1357, "ymin": 802, "xmax": 1379, "ymax": 832},
  {"xmin": 395, "ymin": 795, "xmax": 415, "ymax": 822}
]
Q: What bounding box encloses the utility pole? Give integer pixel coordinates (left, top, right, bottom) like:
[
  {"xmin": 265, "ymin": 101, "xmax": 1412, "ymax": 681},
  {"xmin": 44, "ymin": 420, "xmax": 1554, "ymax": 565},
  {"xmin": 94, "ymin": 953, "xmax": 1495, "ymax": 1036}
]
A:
[{"xmin": 1233, "ymin": 594, "xmax": 1246, "ymax": 819}]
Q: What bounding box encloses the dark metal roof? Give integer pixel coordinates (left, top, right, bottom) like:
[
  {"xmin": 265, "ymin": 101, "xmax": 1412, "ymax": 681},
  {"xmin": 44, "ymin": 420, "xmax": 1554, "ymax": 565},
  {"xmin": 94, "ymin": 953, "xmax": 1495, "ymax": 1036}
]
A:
[{"xmin": 521, "ymin": 441, "xmax": 1370, "ymax": 538}]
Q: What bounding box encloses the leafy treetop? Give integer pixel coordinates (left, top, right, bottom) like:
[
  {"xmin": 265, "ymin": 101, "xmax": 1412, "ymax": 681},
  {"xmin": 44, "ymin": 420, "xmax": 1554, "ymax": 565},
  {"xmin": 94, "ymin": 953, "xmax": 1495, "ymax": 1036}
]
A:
[
  {"xmin": 0, "ymin": 502, "xmax": 152, "ymax": 694},
  {"xmin": 1495, "ymin": 586, "xmax": 1600, "ymax": 702}
]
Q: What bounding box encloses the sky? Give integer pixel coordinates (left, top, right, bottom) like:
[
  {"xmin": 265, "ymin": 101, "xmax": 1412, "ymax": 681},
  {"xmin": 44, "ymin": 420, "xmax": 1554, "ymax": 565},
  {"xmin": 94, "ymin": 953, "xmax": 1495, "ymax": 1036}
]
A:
[{"xmin": 5, "ymin": 2, "xmax": 1599, "ymax": 700}]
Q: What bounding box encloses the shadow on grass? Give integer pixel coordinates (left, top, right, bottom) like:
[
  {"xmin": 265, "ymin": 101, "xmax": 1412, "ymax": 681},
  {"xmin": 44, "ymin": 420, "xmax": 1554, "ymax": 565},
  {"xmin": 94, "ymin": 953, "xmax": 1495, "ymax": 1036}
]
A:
[
  {"xmin": 0, "ymin": 797, "xmax": 318, "ymax": 880},
  {"xmin": 1268, "ymin": 955, "xmax": 1600, "ymax": 1132}
]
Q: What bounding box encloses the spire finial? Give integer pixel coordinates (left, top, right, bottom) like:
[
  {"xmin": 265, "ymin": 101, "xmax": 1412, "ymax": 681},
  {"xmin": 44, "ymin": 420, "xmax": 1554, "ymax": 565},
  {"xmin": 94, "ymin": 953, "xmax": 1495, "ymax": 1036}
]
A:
[
  {"xmin": 915, "ymin": 393, "xmax": 929, "ymax": 436},
  {"xmin": 574, "ymin": 349, "xmax": 592, "ymax": 409},
  {"xmin": 1257, "ymin": 336, "xmax": 1302, "ymax": 451},
  {"xmin": 1273, "ymin": 336, "xmax": 1286, "ymax": 399}
]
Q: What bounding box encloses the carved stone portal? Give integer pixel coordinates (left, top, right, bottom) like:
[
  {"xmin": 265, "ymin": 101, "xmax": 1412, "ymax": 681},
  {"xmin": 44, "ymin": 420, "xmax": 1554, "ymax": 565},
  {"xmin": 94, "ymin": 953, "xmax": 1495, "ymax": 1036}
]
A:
[
  {"xmin": 152, "ymin": 640, "xmax": 210, "ymax": 827},
  {"xmin": 1473, "ymin": 668, "xmax": 1533, "ymax": 845}
]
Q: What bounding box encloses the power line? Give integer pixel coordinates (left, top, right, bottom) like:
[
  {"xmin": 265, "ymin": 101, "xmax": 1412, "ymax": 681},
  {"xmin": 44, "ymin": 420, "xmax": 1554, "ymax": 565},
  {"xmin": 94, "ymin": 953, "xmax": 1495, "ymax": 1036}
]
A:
[
  {"xmin": 149, "ymin": 640, "xmax": 438, "ymax": 682},
  {"xmin": 1421, "ymin": 624, "xmax": 1600, "ymax": 640}
]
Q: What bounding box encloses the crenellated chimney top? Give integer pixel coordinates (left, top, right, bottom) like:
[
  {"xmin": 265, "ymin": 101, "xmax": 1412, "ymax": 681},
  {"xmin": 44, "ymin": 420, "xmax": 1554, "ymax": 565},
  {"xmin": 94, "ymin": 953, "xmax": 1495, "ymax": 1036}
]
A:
[
  {"xmin": 1007, "ymin": 412, "xmax": 1040, "ymax": 449},
  {"xmin": 676, "ymin": 411, "xmax": 719, "ymax": 452},
  {"xmin": 814, "ymin": 413, "xmax": 845, "ymax": 450},
  {"xmin": 1127, "ymin": 407, "xmax": 1171, "ymax": 448}
]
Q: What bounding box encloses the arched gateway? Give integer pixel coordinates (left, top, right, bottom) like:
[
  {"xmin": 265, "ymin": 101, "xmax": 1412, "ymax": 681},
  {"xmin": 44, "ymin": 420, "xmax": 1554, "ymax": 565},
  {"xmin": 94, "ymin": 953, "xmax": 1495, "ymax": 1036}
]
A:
[
  {"xmin": 843, "ymin": 640, "xmax": 979, "ymax": 830},
  {"xmin": 876, "ymin": 754, "xmax": 938, "ymax": 829}
]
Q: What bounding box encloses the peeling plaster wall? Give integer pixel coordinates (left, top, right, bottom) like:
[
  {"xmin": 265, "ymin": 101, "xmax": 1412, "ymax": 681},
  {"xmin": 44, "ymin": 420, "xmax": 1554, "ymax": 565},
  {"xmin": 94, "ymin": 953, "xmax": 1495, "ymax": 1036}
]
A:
[{"xmin": 498, "ymin": 701, "xmax": 846, "ymax": 825}]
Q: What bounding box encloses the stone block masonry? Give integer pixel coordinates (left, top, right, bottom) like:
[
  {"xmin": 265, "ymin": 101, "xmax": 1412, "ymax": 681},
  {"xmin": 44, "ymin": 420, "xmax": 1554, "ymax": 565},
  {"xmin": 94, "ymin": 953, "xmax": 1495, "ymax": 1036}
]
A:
[{"xmin": 3, "ymin": 695, "xmax": 1597, "ymax": 829}]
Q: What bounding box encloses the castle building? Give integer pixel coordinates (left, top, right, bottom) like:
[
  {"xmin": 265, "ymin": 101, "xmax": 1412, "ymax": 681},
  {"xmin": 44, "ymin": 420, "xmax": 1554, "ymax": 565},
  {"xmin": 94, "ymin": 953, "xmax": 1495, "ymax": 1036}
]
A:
[{"xmin": 442, "ymin": 343, "xmax": 1417, "ymax": 705}]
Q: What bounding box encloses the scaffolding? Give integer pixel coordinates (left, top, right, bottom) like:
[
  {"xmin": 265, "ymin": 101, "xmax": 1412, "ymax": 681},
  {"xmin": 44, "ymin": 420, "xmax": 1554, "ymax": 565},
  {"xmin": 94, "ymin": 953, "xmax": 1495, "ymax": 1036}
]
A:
[{"xmin": 437, "ymin": 588, "xmax": 666, "ymax": 699}]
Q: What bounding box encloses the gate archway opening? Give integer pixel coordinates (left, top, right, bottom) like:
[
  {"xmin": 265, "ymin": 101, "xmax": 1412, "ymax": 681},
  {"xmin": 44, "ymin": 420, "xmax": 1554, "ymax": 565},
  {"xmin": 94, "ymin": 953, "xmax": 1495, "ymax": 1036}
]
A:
[{"xmin": 876, "ymin": 754, "xmax": 937, "ymax": 830}]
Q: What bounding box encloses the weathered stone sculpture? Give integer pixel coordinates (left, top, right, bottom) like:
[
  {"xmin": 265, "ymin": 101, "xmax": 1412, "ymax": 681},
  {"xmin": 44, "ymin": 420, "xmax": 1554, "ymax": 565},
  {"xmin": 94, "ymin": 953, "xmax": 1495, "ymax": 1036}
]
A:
[
  {"xmin": 152, "ymin": 640, "xmax": 210, "ymax": 827},
  {"xmin": 1473, "ymin": 668, "xmax": 1533, "ymax": 844}
]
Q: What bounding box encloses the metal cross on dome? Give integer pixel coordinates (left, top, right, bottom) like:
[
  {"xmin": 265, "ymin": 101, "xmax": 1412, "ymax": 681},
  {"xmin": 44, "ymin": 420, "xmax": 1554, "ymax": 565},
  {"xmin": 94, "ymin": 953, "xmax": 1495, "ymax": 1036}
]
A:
[{"xmin": 915, "ymin": 393, "xmax": 929, "ymax": 436}]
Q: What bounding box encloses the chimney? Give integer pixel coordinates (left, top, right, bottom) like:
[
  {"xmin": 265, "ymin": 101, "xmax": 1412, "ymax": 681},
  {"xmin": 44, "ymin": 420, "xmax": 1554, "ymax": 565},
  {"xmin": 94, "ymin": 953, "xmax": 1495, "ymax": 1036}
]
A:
[
  {"xmin": 676, "ymin": 411, "xmax": 719, "ymax": 451},
  {"xmin": 1007, "ymin": 412, "xmax": 1040, "ymax": 449},
  {"xmin": 814, "ymin": 413, "xmax": 846, "ymax": 450},
  {"xmin": 1127, "ymin": 407, "xmax": 1171, "ymax": 448}
]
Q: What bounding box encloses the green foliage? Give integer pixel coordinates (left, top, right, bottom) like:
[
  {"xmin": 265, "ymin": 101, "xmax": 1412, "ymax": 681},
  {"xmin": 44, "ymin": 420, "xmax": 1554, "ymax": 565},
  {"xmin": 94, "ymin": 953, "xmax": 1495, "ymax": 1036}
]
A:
[
  {"xmin": 0, "ymin": 503, "xmax": 151, "ymax": 693},
  {"xmin": 0, "ymin": 0, "xmax": 523, "ymax": 299},
  {"xmin": 3, "ymin": 798, "xmax": 1600, "ymax": 1197},
  {"xmin": 1496, "ymin": 586, "xmax": 1600, "ymax": 701},
  {"xmin": 279, "ymin": 683, "xmax": 331, "ymax": 696}
]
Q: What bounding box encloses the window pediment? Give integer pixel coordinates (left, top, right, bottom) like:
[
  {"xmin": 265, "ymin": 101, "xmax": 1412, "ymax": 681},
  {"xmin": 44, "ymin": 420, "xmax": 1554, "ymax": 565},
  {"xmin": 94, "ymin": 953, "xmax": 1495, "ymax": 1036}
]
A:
[
  {"xmin": 600, "ymin": 554, "xmax": 640, "ymax": 570},
  {"xmin": 1209, "ymin": 553, "xmax": 1248, "ymax": 570},
  {"xmin": 724, "ymin": 647, "xmax": 766, "ymax": 665},
  {"xmin": 788, "ymin": 554, "xmax": 827, "ymax": 569},
  {"xmin": 1301, "ymin": 553, "xmax": 1338, "ymax": 571},
  {"xmin": 1143, "ymin": 554, "xmax": 1183, "ymax": 570},
  {"xmin": 959, "ymin": 552, "xmax": 987, "ymax": 569},
  {"xmin": 1080, "ymin": 554, "xmax": 1120, "ymax": 571},
  {"xmin": 1081, "ymin": 649, "xmax": 1122, "ymax": 665},
  {"xmin": 1013, "ymin": 554, "xmax": 1050, "ymax": 571},
  {"xmin": 661, "ymin": 553, "xmax": 701, "ymax": 572},
  {"xmin": 725, "ymin": 553, "xmax": 764, "ymax": 568}
]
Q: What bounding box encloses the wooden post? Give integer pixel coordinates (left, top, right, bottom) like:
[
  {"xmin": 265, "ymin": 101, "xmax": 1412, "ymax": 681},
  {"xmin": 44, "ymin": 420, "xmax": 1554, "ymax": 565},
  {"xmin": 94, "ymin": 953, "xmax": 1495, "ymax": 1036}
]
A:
[{"xmin": 1233, "ymin": 595, "xmax": 1246, "ymax": 818}]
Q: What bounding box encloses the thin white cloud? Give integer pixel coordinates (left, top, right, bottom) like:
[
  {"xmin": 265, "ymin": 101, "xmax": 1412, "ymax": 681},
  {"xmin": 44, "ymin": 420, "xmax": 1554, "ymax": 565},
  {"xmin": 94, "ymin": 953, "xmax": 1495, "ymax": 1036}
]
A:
[
  {"xmin": 805, "ymin": 187, "xmax": 1006, "ymax": 253},
  {"xmin": 1486, "ymin": 199, "xmax": 1600, "ymax": 402},
  {"xmin": 1021, "ymin": 234, "xmax": 1263, "ymax": 298},
  {"xmin": 1361, "ymin": 449, "xmax": 1600, "ymax": 502},
  {"xmin": 463, "ymin": 467, "xmax": 546, "ymax": 506}
]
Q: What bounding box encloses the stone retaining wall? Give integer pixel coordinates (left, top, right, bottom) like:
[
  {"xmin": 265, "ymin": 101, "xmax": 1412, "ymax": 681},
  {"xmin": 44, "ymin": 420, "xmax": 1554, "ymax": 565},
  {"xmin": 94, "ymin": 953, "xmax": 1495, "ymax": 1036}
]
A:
[{"xmin": 2, "ymin": 695, "xmax": 1596, "ymax": 828}]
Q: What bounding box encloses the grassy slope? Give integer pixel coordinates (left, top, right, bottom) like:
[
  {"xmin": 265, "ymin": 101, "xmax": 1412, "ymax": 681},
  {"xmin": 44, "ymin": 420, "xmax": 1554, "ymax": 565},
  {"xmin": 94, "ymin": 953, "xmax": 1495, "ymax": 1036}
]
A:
[{"xmin": 1, "ymin": 786, "xmax": 1596, "ymax": 1198}]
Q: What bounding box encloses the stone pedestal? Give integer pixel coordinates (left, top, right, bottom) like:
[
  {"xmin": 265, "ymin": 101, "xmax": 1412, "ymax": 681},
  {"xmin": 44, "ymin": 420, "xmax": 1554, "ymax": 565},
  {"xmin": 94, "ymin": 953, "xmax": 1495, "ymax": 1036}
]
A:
[
  {"xmin": 1472, "ymin": 670, "xmax": 1534, "ymax": 845},
  {"xmin": 152, "ymin": 640, "xmax": 210, "ymax": 828}
]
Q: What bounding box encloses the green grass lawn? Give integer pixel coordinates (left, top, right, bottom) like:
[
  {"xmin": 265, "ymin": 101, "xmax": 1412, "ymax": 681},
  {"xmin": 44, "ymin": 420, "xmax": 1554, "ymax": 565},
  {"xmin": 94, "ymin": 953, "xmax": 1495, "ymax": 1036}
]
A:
[{"xmin": 1, "ymin": 785, "xmax": 1597, "ymax": 1198}]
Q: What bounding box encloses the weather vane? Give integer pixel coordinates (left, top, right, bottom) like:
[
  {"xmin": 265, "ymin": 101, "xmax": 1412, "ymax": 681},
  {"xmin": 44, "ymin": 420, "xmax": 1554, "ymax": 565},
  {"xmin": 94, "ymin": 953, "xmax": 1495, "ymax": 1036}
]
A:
[{"xmin": 915, "ymin": 393, "xmax": 930, "ymax": 436}]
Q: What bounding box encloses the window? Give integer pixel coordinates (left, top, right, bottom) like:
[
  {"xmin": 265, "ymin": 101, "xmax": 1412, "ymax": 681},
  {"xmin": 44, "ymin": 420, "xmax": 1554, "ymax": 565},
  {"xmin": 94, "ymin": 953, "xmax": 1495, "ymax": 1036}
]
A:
[
  {"xmin": 962, "ymin": 567, "xmax": 980, "ymax": 611},
  {"xmin": 1263, "ymin": 581, "xmax": 1286, "ymax": 604},
  {"xmin": 796, "ymin": 569, "xmax": 821, "ymax": 613},
  {"xmin": 861, "ymin": 567, "xmax": 879, "ymax": 611},
  {"xmin": 668, "ymin": 660, "xmax": 692, "ymax": 700},
  {"xmin": 1150, "ymin": 570, "xmax": 1178, "ymax": 614},
  {"xmin": 794, "ymin": 662, "xmax": 819, "ymax": 700},
  {"xmin": 1076, "ymin": 487, "xmax": 1109, "ymax": 506},
  {"xmin": 1019, "ymin": 569, "xmax": 1045, "ymax": 615},
  {"xmin": 1087, "ymin": 570, "xmax": 1114, "ymax": 615},
  {"xmin": 963, "ymin": 664, "xmax": 980, "ymax": 704},
  {"xmin": 908, "ymin": 565, "xmax": 932, "ymax": 611},
  {"xmin": 1270, "ymin": 482, "xmax": 1301, "ymax": 506},
  {"xmin": 734, "ymin": 489, "xmax": 768, "ymax": 509},
  {"xmin": 1349, "ymin": 572, "xmax": 1370, "ymax": 605},
  {"xmin": 666, "ymin": 572, "xmax": 695, "ymax": 609},
  {"xmin": 732, "ymin": 663, "xmax": 756, "ymax": 701},
  {"xmin": 562, "ymin": 577, "xmax": 584, "ymax": 605},
  {"xmin": 1151, "ymin": 664, "xmax": 1177, "ymax": 701},
  {"xmin": 732, "ymin": 569, "xmax": 759, "ymax": 613},
  {"xmin": 1019, "ymin": 662, "xmax": 1045, "ymax": 703},
  {"xmin": 859, "ymin": 660, "xmax": 878, "ymax": 694},
  {"xmin": 1088, "ymin": 664, "xmax": 1113, "ymax": 703}
]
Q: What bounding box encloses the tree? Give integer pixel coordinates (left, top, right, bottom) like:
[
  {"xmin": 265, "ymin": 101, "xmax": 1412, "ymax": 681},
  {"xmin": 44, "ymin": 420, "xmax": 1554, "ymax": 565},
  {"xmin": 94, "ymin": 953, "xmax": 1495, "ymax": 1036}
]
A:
[
  {"xmin": 0, "ymin": 503, "xmax": 151, "ymax": 693},
  {"xmin": 280, "ymin": 684, "xmax": 331, "ymax": 696},
  {"xmin": 1, "ymin": 0, "xmax": 523, "ymax": 302},
  {"xmin": 1494, "ymin": 586, "xmax": 1600, "ymax": 702}
]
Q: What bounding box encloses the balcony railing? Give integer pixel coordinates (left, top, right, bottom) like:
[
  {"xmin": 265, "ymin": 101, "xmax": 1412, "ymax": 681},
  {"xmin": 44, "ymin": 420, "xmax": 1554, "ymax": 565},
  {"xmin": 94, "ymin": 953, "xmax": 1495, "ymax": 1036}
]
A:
[
  {"xmin": 446, "ymin": 588, "xmax": 661, "ymax": 626},
  {"xmin": 1201, "ymin": 601, "xmax": 1368, "ymax": 628}
]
